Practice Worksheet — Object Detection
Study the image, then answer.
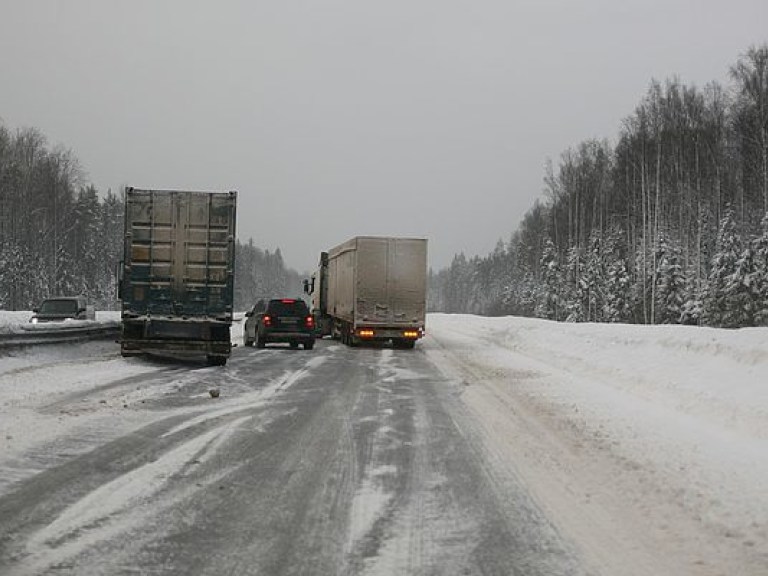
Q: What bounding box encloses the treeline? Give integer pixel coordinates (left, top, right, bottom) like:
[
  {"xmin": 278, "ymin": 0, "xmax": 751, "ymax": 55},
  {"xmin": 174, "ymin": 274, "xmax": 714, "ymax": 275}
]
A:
[
  {"xmin": 0, "ymin": 123, "xmax": 300, "ymax": 311},
  {"xmin": 0, "ymin": 125, "xmax": 123, "ymax": 309},
  {"xmin": 431, "ymin": 44, "xmax": 768, "ymax": 328},
  {"xmin": 233, "ymin": 241, "xmax": 304, "ymax": 310}
]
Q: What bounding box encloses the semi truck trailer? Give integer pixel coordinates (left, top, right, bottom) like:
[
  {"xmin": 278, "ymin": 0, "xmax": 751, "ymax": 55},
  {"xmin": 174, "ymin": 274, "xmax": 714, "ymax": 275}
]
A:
[
  {"xmin": 305, "ymin": 236, "xmax": 427, "ymax": 348},
  {"xmin": 118, "ymin": 188, "xmax": 237, "ymax": 365}
]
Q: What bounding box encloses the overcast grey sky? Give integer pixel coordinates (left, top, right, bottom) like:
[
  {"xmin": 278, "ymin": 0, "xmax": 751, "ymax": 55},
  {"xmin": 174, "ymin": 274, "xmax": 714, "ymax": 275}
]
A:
[{"xmin": 1, "ymin": 1, "xmax": 766, "ymax": 272}]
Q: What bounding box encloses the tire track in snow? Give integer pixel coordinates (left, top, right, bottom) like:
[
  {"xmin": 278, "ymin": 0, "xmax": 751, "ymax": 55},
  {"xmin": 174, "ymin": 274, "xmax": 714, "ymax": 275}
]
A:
[
  {"xmin": 13, "ymin": 415, "xmax": 251, "ymax": 576},
  {"xmin": 344, "ymin": 350, "xmax": 399, "ymax": 559},
  {"xmin": 162, "ymin": 357, "xmax": 326, "ymax": 438},
  {"xmin": 344, "ymin": 349, "xmax": 443, "ymax": 574}
]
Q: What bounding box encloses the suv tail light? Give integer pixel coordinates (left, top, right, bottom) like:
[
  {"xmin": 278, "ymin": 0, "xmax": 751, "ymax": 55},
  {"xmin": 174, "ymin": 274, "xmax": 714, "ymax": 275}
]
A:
[
  {"xmin": 263, "ymin": 315, "xmax": 272, "ymax": 327},
  {"xmin": 305, "ymin": 315, "xmax": 315, "ymax": 329}
]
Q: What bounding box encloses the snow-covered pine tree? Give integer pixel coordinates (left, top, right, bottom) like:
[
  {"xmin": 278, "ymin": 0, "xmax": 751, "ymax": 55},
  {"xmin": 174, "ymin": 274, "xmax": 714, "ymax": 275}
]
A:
[
  {"xmin": 753, "ymin": 213, "xmax": 768, "ymax": 324},
  {"xmin": 0, "ymin": 242, "xmax": 11, "ymax": 309},
  {"xmin": 484, "ymin": 240, "xmax": 512, "ymax": 316},
  {"xmin": 631, "ymin": 239, "xmax": 653, "ymax": 324},
  {"xmin": 654, "ymin": 235, "xmax": 686, "ymax": 324},
  {"xmin": 446, "ymin": 253, "xmax": 469, "ymax": 313},
  {"xmin": 517, "ymin": 271, "xmax": 539, "ymax": 317},
  {"xmin": 602, "ymin": 226, "xmax": 632, "ymax": 323},
  {"xmin": 465, "ymin": 256, "xmax": 485, "ymax": 315},
  {"xmin": 680, "ymin": 264, "xmax": 705, "ymax": 325},
  {"xmin": 704, "ymin": 207, "xmax": 742, "ymax": 327},
  {"xmin": 72, "ymin": 185, "xmax": 101, "ymax": 300},
  {"xmin": 535, "ymin": 237, "xmax": 564, "ymax": 320},
  {"xmin": 582, "ymin": 231, "xmax": 604, "ymax": 322},
  {"xmin": 723, "ymin": 242, "xmax": 760, "ymax": 326},
  {"xmin": 96, "ymin": 189, "xmax": 124, "ymax": 309},
  {"xmin": 564, "ymin": 245, "xmax": 585, "ymax": 322}
]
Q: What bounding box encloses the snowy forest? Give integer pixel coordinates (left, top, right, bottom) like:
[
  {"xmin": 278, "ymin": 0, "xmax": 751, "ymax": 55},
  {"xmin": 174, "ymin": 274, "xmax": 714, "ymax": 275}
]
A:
[
  {"xmin": 430, "ymin": 45, "xmax": 768, "ymax": 328},
  {"xmin": 233, "ymin": 241, "xmax": 304, "ymax": 308},
  {"xmin": 0, "ymin": 123, "xmax": 299, "ymax": 311}
]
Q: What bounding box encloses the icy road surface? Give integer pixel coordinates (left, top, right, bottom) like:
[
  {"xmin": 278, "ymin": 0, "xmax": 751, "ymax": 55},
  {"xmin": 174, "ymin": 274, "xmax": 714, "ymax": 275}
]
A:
[{"xmin": 0, "ymin": 313, "xmax": 766, "ymax": 575}]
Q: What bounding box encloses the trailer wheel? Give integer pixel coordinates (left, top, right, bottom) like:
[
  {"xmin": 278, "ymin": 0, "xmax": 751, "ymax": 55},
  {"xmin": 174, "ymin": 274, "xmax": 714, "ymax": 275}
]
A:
[
  {"xmin": 341, "ymin": 324, "xmax": 356, "ymax": 347},
  {"xmin": 256, "ymin": 337, "xmax": 266, "ymax": 349},
  {"xmin": 345, "ymin": 327, "xmax": 358, "ymax": 347}
]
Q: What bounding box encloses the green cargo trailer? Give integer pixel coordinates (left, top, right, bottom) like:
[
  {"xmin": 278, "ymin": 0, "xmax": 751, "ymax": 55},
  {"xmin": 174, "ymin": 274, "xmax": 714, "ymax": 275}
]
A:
[{"xmin": 118, "ymin": 188, "xmax": 237, "ymax": 365}]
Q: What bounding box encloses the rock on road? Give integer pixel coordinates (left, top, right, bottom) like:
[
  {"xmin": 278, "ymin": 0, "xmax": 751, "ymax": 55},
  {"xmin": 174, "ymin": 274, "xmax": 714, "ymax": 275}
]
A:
[{"xmin": 0, "ymin": 338, "xmax": 583, "ymax": 576}]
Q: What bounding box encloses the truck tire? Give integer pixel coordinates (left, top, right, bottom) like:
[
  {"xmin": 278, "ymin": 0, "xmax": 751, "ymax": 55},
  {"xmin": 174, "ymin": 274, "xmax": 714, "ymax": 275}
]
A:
[
  {"xmin": 342, "ymin": 325, "xmax": 356, "ymax": 347},
  {"xmin": 207, "ymin": 356, "xmax": 227, "ymax": 366},
  {"xmin": 256, "ymin": 337, "xmax": 266, "ymax": 349},
  {"xmin": 394, "ymin": 339, "xmax": 416, "ymax": 349},
  {"xmin": 304, "ymin": 341, "xmax": 315, "ymax": 350}
]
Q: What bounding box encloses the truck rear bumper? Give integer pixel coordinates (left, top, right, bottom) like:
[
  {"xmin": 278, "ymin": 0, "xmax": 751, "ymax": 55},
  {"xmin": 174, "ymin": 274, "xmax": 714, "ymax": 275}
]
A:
[
  {"xmin": 120, "ymin": 317, "xmax": 232, "ymax": 358},
  {"xmin": 121, "ymin": 338, "xmax": 231, "ymax": 357},
  {"xmin": 353, "ymin": 326, "xmax": 424, "ymax": 341}
]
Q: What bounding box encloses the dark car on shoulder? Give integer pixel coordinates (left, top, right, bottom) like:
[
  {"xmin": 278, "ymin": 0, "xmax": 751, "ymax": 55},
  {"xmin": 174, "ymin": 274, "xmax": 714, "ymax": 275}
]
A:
[
  {"xmin": 30, "ymin": 296, "xmax": 94, "ymax": 324},
  {"xmin": 244, "ymin": 298, "xmax": 315, "ymax": 350}
]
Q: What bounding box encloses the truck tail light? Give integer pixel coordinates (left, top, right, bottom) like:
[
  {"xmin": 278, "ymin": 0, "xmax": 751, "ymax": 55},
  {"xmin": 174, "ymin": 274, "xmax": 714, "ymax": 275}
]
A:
[
  {"xmin": 358, "ymin": 329, "xmax": 375, "ymax": 338},
  {"xmin": 403, "ymin": 330, "xmax": 420, "ymax": 338},
  {"xmin": 263, "ymin": 315, "xmax": 272, "ymax": 327},
  {"xmin": 305, "ymin": 315, "xmax": 314, "ymax": 329}
]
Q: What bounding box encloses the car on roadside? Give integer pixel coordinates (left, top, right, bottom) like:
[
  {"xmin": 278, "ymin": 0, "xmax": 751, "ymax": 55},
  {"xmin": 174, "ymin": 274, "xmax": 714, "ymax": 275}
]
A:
[
  {"xmin": 29, "ymin": 296, "xmax": 95, "ymax": 324},
  {"xmin": 243, "ymin": 298, "xmax": 315, "ymax": 350}
]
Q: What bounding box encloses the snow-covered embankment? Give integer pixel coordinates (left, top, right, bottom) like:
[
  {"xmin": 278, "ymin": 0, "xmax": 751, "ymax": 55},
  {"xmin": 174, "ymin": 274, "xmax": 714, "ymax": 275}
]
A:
[{"xmin": 425, "ymin": 314, "xmax": 768, "ymax": 575}]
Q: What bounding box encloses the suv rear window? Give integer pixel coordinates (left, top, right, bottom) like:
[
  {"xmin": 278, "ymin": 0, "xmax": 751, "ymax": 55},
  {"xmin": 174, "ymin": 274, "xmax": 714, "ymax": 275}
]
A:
[
  {"xmin": 267, "ymin": 299, "xmax": 309, "ymax": 317},
  {"xmin": 39, "ymin": 299, "xmax": 79, "ymax": 314}
]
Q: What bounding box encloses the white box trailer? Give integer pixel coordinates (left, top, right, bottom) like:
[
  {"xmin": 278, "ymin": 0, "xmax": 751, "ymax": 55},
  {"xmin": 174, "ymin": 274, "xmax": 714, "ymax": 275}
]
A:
[{"xmin": 306, "ymin": 236, "xmax": 427, "ymax": 348}]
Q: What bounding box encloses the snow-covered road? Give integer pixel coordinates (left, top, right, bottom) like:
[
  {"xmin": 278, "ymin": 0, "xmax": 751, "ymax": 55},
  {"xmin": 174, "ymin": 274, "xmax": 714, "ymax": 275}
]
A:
[{"xmin": 0, "ymin": 313, "xmax": 766, "ymax": 575}]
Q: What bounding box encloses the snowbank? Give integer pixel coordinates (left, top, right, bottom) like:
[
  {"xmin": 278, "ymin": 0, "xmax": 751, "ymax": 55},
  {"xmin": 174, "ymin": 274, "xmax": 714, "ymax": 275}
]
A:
[
  {"xmin": 0, "ymin": 311, "xmax": 33, "ymax": 333},
  {"xmin": 425, "ymin": 314, "xmax": 768, "ymax": 575},
  {"xmin": 0, "ymin": 311, "xmax": 121, "ymax": 334},
  {"xmin": 430, "ymin": 315, "xmax": 768, "ymax": 437}
]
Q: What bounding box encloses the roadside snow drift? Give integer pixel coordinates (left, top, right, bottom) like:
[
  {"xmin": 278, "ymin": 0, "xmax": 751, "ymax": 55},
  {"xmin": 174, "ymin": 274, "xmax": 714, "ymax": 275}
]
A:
[
  {"xmin": 425, "ymin": 314, "xmax": 768, "ymax": 575},
  {"xmin": 0, "ymin": 311, "xmax": 120, "ymax": 334}
]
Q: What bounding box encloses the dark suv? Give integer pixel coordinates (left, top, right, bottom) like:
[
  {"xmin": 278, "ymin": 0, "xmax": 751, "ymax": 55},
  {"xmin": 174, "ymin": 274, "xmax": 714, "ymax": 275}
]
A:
[
  {"xmin": 244, "ymin": 298, "xmax": 315, "ymax": 350},
  {"xmin": 30, "ymin": 296, "xmax": 94, "ymax": 324}
]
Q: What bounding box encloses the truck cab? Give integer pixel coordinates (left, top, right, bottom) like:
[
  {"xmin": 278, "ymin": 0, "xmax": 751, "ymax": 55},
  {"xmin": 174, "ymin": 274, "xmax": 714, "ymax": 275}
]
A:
[{"xmin": 304, "ymin": 252, "xmax": 332, "ymax": 337}]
